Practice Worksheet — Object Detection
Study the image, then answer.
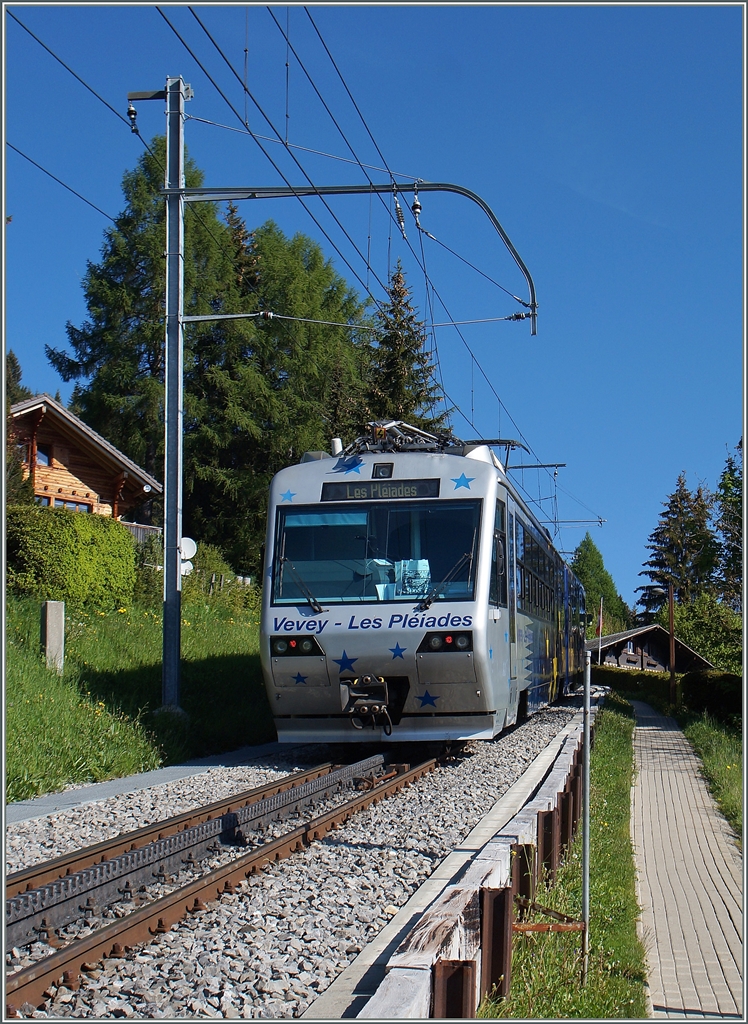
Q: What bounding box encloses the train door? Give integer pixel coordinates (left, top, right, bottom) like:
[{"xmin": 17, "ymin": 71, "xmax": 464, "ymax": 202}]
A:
[
  {"xmin": 506, "ymin": 500, "xmax": 518, "ymax": 683},
  {"xmin": 489, "ymin": 499, "xmax": 512, "ymax": 726},
  {"xmin": 563, "ymin": 565, "xmax": 571, "ymax": 692}
]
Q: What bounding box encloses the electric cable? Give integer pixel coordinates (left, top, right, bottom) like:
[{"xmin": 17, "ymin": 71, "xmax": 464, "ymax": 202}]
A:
[
  {"xmin": 276, "ymin": 10, "xmax": 531, "ymax": 438},
  {"xmin": 303, "ymin": 7, "xmax": 394, "ymax": 181},
  {"xmin": 7, "ymin": 12, "xmax": 132, "ymax": 131},
  {"xmin": 6, "ymin": 143, "xmax": 116, "ymax": 222},
  {"xmin": 179, "ymin": 6, "xmax": 392, "ymax": 310},
  {"xmin": 185, "ymin": 115, "xmax": 419, "ymax": 179},
  {"xmin": 194, "ymin": 10, "xmax": 604, "ymax": 528}
]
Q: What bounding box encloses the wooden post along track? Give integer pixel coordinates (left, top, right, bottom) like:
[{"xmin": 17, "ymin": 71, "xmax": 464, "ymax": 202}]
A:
[{"xmin": 358, "ymin": 716, "xmax": 595, "ymax": 1019}]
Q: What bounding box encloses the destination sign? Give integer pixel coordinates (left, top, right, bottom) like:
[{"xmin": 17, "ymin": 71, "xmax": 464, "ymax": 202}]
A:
[{"xmin": 321, "ymin": 479, "xmax": 440, "ymax": 502}]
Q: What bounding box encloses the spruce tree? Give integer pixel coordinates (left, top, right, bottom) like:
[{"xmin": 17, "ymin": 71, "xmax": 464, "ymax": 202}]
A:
[
  {"xmin": 636, "ymin": 472, "xmax": 719, "ymax": 616},
  {"xmin": 714, "ymin": 441, "xmax": 742, "ymax": 612},
  {"xmin": 366, "ymin": 260, "xmax": 447, "ymax": 433},
  {"xmin": 570, "ymin": 532, "xmax": 630, "ymax": 637}
]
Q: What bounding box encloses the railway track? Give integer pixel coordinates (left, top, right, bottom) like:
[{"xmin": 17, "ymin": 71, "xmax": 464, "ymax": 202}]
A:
[{"xmin": 6, "ymin": 753, "xmax": 441, "ymax": 1016}]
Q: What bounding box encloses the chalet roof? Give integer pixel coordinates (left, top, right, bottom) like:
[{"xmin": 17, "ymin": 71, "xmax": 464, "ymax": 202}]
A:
[
  {"xmin": 10, "ymin": 394, "xmax": 162, "ymax": 496},
  {"xmin": 585, "ymin": 623, "xmax": 713, "ymax": 670}
]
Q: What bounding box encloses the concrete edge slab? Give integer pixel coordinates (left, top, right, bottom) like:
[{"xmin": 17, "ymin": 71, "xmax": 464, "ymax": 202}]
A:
[
  {"xmin": 5, "ymin": 742, "xmax": 287, "ymax": 824},
  {"xmin": 301, "ymin": 713, "xmax": 585, "ymax": 1020}
]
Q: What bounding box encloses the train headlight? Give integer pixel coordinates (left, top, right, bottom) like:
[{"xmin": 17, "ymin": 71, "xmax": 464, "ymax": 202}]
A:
[
  {"xmin": 418, "ymin": 631, "xmax": 473, "ymax": 653},
  {"xmin": 270, "ymin": 635, "xmax": 323, "ymax": 657}
]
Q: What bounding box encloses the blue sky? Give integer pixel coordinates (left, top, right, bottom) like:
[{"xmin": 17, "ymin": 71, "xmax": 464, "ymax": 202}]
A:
[{"xmin": 4, "ymin": 4, "xmax": 744, "ymax": 607}]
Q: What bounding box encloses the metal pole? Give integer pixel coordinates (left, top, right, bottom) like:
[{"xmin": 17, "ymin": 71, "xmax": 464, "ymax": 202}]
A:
[
  {"xmin": 668, "ymin": 582, "xmax": 676, "ymax": 707},
  {"xmin": 175, "ymin": 181, "xmax": 538, "ymax": 335},
  {"xmin": 581, "ymin": 650, "xmax": 591, "ymax": 985},
  {"xmin": 162, "ymin": 77, "xmax": 188, "ymax": 712}
]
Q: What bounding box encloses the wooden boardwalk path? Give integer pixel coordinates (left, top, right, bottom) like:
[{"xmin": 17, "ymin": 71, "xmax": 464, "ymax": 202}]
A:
[{"xmin": 631, "ymin": 702, "xmax": 742, "ymax": 1019}]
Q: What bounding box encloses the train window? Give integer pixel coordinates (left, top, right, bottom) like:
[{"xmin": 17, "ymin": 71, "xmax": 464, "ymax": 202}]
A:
[
  {"xmin": 274, "ymin": 500, "xmax": 481, "ymax": 605},
  {"xmin": 489, "ymin": 531, "xmax": 507, "ymax": 607},
  {"xmin": 496, "ymin": 499, "xmax": 506, "ymax": 534},
  {"xmin": 516, "ymin": 523, "xmax": 525, "ymax": 563}
]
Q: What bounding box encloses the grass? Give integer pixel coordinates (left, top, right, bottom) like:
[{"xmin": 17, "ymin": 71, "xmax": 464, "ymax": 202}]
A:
[
  {"xmin": 679, "ymin": 713, "xmax": 742, "ymax": 841},
  {"xmin": 5, "ymin": 593, "xmax": 276, "ymax": 802},
  {"xmin": 479, "ymin": 693, "xmax": 648, "ymax": 1019},
  {"xmin": 605, "ymin": 666, "xmax": 743, "ymax": 844}
]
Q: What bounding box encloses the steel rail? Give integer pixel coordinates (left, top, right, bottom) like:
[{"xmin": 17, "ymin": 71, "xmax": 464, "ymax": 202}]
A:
[
  {"xmin": 6, "ymin": 762, "xmax": 337, "ymax": 899},
  {"xmin": 7, "ymin": 757, "xmax": 385, "ymax": 947},
  {"xmin": 6, "ymin": 757, "xmax": 439, "ymax": 1016}
]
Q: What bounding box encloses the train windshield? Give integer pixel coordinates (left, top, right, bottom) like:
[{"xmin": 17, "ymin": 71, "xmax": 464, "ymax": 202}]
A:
[{"xmin": 274, "ymin": 500, "xmax": 481, "ymax": 605}]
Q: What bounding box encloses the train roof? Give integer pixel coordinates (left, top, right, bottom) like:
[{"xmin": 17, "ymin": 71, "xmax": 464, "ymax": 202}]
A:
[{"xmin": 287, "ymin": 421, "xmax": 567, "ymax": 554}]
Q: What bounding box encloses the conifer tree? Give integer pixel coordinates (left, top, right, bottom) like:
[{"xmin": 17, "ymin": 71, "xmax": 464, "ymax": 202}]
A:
[
  {"xmin": 570, "ymin": 532, "xmax": 630, "ymax": 637},
  {"xmin": 714, "ymin": 440, "xmax": 742, "ymax": 612},
  {"xmin": 183, "ymin": 219, "xmax": 370, "ymax": 569},
  {"xmin": 5, "ymin": 350, "xmax": 35, "ymax": 504},
  {"xmin": 45, "ymin": 136, "xmax": 236, "ymax": 487},
  {"xmin": 636, "ymin": 472, "xmax": 719, "ymax": 616},
  {"xmin": 365, "ymin": 260, "xmax": 447, "ymax": 433},
  {"xmin": 45, "ymin": 142, "xmax": 371, "ymax": 568}
]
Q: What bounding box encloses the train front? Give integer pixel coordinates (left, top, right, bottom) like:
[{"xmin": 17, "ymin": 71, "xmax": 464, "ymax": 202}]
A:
[{"xmin": 260, "ymin": 432, "xmax": 504, "ymax": 743}]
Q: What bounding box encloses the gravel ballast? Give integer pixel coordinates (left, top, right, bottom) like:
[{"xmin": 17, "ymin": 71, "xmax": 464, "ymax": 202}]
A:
[{"xmin": 6, "ymin": 705, "xmax": 577, "ymax": 1019}]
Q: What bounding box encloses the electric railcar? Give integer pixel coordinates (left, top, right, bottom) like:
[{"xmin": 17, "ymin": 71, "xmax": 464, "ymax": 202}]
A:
[{"xmin": 260, "ymin": 422, "xmax": 585, "ymax": 743}]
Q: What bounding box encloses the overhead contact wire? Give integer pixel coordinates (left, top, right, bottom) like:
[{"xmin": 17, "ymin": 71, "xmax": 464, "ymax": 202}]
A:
[
  {"xmin": 7, "ymin": 143, "xmax": 116, "ymax": 222},
  {"xmin": 179, "ymin": 5, "xmax": 391, "ymax": 311}
]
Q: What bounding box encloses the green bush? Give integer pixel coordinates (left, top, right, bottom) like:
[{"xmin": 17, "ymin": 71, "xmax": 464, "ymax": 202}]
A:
[
  {"xmin": 181, "ymin": 541, "xmax": 255, "ymax": 613},
  {"xmin": 131, "ymin": 534, "xmax": 260, "ymax": 614},
  {"xmin": 133, "ymin": 532, "xmax": 163, "ymax": 609},
  {"xmin": 6, "ymin": 504, "xmax": 136, "ymax": 608},
  {"xmin": 680, "ymin": 669, "xmax": 742, "ymax": 721},
  {"xmin": 591, "ymin": 663, "xmax": 672, "ymax": 704}
]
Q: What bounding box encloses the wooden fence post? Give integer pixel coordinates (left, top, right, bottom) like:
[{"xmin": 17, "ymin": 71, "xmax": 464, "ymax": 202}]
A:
[{"xmin": 40, "ymin": 601, "xmax": 65, "ymax": 674}]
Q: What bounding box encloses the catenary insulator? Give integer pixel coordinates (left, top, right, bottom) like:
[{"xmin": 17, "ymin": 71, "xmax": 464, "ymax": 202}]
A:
[{"xmin": 394, "ymin": 197, "xmax": 407, "ymax": 239}]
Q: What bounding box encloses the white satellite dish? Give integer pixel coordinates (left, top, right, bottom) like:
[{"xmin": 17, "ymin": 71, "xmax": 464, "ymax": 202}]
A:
[
  {"xmin": 180, "ymin": 537, "xmax": 197, "ymax": 561},
  {"xmin": 180, "ymin": 560, "xmax": 194, "ymax": 576}
]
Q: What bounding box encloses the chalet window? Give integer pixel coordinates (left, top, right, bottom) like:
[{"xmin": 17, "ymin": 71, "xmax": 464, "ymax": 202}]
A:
[
  {"xmin": 35, "ymin": 495, "xmax": 51, "ymax": 506},
  {"xmin": 626, "ymin": 640, "xmax": 634, "ymax": 653},
  {"xmin": 53, "ymin": 499, "xmax": 91, "ymax": 512},
  {"xmin": 36, "ymin": 444, "xmax": 52, "ymax": 467}
]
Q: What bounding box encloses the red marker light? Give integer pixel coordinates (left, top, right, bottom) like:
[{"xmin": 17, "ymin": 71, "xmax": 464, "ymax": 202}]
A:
[
  {"xmin": 445, "ymin": 635, "xmax": 453, "ymax": 644},
  {"xmin": 290, "ymin": 640, "xmax": 297, "ymax": 648}
]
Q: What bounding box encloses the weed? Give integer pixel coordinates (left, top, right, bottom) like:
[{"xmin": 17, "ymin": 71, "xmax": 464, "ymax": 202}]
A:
[
  {"xmin": 5, "ymin": 593, "xmax": 274, "ymax": 801},
  {"xmin": 479, "ymin": 701, "xmax": 648, "ymax": 1019}
]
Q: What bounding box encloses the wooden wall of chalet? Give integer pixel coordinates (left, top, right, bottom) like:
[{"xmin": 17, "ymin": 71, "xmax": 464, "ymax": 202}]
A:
[
  {"xmin": 21, "ymin": 427, "xmax": 125, "ymax": 517},
  {"xmin": 601, "ymin": 639, "xmax": 668, "ymax": 673}
]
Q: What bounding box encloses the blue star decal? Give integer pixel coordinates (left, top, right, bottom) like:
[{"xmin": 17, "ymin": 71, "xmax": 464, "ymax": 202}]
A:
[
  {"xmin": 332, "ymin": 650, "xmax": 358, "ymax": 674},
  {"xmin": 280, "ymin": 489, "xmax": 296, "ymax": 502},
  {"xmin": 293, "ymin": 672, "xmax": 308, "ymax": 685},
  {"xmin": 450, "ymin": 473, "xmax": 475, "ymax": 490},
  {"xmin": 331, "ymin": 455, "xmax": 364, "ymax": 475},
  {"xmin": 416, "ymin": 690, "xmax": 440, "ymax": 708},
  {"xmin": 389, "ymin": 643, "xmax": 407, "ymax": 660}
]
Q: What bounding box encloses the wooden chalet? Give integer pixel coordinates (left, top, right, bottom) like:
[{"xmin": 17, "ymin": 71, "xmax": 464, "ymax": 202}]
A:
[
  {"xmin": 10, "ymin": 394, "xmax": 162, "ymax": 520},
  {"xmin": 585, "ymin": 625, "xmax": 712, "ymax": 674}
]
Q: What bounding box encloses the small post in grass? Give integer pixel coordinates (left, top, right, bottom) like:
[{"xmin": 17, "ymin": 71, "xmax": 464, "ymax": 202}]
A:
[
  {"xmin": 41, "ymin": 600, "xmax": 65, "ymax": 674},
  {"xmin": 581, "ymin": 650, "xmax": 591, "ymax": 985}
]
